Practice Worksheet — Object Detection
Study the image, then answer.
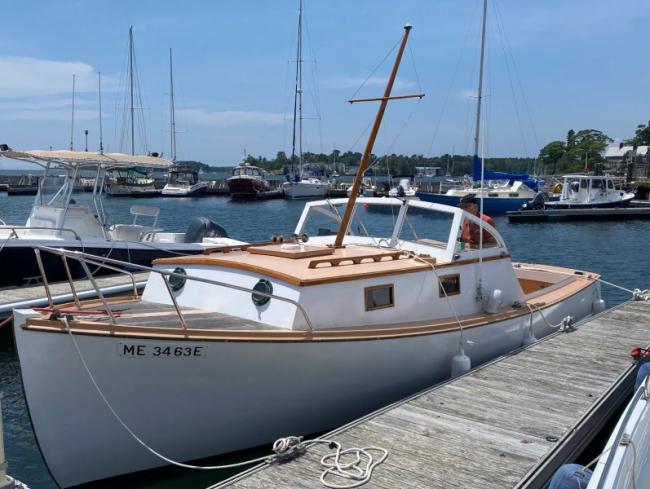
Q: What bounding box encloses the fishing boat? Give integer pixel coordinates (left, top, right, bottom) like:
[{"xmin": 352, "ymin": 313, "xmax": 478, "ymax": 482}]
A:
[
  {"xmin": 227, "ymin": 162, "xmax": 272, "ymax": 198},
  {"xmin": 0, "ymin": 149, "xmax": 241, "ymax": 287},
  {"xmin": 104, "ymin": 166, "xmax": 160, "ymax": 197},
  {"xmin": 282, "ymin": 0, "xmax": 329, "ymax": 200},
  {"xmin": 12, "ymin": 25, "xmax": 603, "ymax": 488},
  {"xmin": 416, "ymin": 0, "xmax": 541, "ymax": 214},
  {"xmin": 541, "ymin": 174, "xmax": 634, "ymax": 209}
]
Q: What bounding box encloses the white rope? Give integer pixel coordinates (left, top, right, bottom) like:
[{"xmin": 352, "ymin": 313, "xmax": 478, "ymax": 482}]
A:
[
  {"xmin": 61, "ymin": 316, "xmax": 388, "ymax": 487},
  {"xmin": 526, "ymin": 303, "xmax": 574, "ymax": 331}
]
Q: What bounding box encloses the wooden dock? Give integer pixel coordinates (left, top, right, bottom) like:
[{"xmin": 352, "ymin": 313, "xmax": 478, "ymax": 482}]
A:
[
  {"xmin": 0, "ymin": 272, "xmax": 149, "ymax": 319},
  {"xmin": 216, "ymin": 300, "xmax": 650, "ymax": 489}
]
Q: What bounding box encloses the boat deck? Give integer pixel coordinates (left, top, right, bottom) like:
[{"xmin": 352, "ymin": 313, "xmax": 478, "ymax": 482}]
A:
[{"xmin": 216, "ymin": 300, "xmax": 650, "ymax": 489}]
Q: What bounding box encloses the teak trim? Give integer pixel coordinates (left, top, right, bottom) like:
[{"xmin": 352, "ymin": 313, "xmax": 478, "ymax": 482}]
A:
[
  {"xmin": 309, "ymin": 251, "xmax": 404, "ymax": 269},
  {"xmin": 364, "ymin": 284, "xmax": 395, "ymax": 311}
]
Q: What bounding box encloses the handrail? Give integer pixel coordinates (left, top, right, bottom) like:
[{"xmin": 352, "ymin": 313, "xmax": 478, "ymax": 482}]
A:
[
  {"xmin": 34, "ymin": 246, "xmax": 315, "ymax": 333},
  {"xmin": 0, "ymin": 226, "xmax": 82, "ymax": 241}
]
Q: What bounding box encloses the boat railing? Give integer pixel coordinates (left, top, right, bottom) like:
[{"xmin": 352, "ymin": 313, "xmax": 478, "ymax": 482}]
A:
[
  {"xmin": 32, "ymin": 246, "xmax": 315, "ymax": 333},
  {"xmin": 0, "ymin": 226, "xmax": 82, "ymax": 241}
]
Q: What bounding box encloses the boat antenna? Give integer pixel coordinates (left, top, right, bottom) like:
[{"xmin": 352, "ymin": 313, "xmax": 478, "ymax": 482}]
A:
[
  {"xmin": 98, "ymin": 72, "xmax": 104, "ymax": 154},
  {"xmin": 289, "ymin": 0, "xmax": 303, "ymax": 177},
  {"xmin": 333, "ymin": 24, "xmax": 424, "ymax": 248},
  {"xmin": 128, "ymin": 26, "xmax": 135, "ymax": 156},
  {"xmin": 169, "ymin": 48, "xmax": 177, "ymax": 162},
  {"xmin": 69, "ymin": 74, "xmax": 76, "ymax": 150}
]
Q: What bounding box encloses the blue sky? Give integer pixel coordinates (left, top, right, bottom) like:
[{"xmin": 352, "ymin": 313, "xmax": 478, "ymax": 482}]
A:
[{"xmin": 0, "ymin": 0, "xmax": 648, "ymax": 167}]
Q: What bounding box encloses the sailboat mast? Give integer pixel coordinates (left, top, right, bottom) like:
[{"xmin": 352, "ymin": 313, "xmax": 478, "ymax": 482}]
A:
[
  {"xmin": 473, "ymin": 0, "xmax": 488, "ymax": 160},
  {"xmin": 98, "ymin": 72, "xmax": 104, "ymax": 153},
  {"xmin": 69, "ymin": 74, "xmax": 76, "ymax": 151},
  {"xmin": 334, "ymin": 25, "xmax": 419, "ymax": 247},
  {"xmin": 289, "ymin": 0, "xmax": 303, "ymax": 175},
  {"xmin": 129, "ymin": 26, "xmax": 135, "ymax": 156},
  {"xmin": 169, "ymin": 48, "xmax": 177, "ymax": 162}
]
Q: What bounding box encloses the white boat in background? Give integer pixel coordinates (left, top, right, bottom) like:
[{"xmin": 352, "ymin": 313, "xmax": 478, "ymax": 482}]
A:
[
  {"xmin": 0, "ymin": 149, "xmax": 241, "ymax": 287},
  {"xmin": 13, "ymin": 25, "xmax": 602, "ymax": 488},
  {"xmin": 161, "ymin": 164, "xmax": 207, "ymax": 197},
  {"xmin": 281, "ymin": 0, "xmax": 329, "ymax": 201},
  {"xmin": 544, "ymin": 174, "xmax": 635, "ymax": 209},
  {"xmin": 104, "ymin": 166, "xmax": 160, "ymax": 197},
  {"xmin": 388, "ymin": 178, "xmax": 418, "ymax": 198}
]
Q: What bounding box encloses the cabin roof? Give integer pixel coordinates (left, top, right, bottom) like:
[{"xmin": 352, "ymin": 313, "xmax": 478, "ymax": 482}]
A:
[{"xmin": 153, "ymin": 244, "xmax": 435, "ymax": 287}]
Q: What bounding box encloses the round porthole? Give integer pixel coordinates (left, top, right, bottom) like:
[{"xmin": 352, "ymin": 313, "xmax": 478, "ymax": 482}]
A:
[
  {"xmin": 252, "ymin": 279, "xmax": 273, "ymax": 307},
  {"xmin": 168, "ymin": 267, "xmax": 187, "ymax": 292}
]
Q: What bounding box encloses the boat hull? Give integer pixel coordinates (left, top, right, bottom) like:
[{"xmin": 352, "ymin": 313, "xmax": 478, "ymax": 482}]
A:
[
  {"xmin": 416, "ymin": 191, "xmax": 530, "ymax": 214},
  {"xmin": 14, "ymin": 282, "xmax": 597, "ymax": 487},
  {"xmin": 227, "ymin": 178, "xmax": 271, "ymax": 198},
  {"xmin": 282, "ymin": 181, "xmax": 329, "ymax": 200},
  {"xmin": 0, "ymin": 240, "xmax": 205, "ymax": 287},
  {"xmin": 161, "ymin": 182, "xmax": 208, "ymax": 197},
  {"xmin": 546, "ymin": 195, "xmax": 634, "ymax": 209}
]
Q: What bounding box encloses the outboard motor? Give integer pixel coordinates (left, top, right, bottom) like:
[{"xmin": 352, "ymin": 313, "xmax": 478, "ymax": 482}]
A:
[
  {"xmin": 522, "ymin": 192, "xmax": 548, "ymax": 211},
  {"xmin": 184, "ymin": 217, "xmax": 229, "ymax": 243}
]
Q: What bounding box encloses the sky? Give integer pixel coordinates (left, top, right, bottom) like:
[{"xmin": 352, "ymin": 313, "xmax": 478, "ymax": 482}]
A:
[{"xmin": 0, "ymin": 0, "xmax": 648, "ymax": 168}]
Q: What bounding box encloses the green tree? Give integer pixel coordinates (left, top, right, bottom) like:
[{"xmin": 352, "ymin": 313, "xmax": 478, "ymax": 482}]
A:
[
  {"xmin": 626, "ymin": 121, "xmax": 650, "ymax": 146},
  {"xmin": 539, "ymin": 141, "xmax": 567, "ymax": 174},
  {"xmin": 572, "ymin": 129, "xmax": 612, "ymax": 167}
]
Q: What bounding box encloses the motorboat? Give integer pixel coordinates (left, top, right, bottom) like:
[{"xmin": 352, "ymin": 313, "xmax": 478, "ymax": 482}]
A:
[
  {"xmin": 13, "ymin": 24, "xmax": 602, "ymax": 488},
  {"xmin": 542, "ymin": 174, "xmax": 635, "ymax": 209},
  {"xmin": 104, "ymin": 166, "xmax": 161, "ymax": 197},
  {"xmin": 227, "ymin": 163, "xmax": 271, "ymax": 198},
  {"xmin": 388, "ymin": 178, "xmax": 418, "ymax": 199},
  {"xmin": 161, "ymin": 164, "xmax": 207, "ymax": 197},
  {"xmin": 0, "ymin": 149, "xmax": 242, "ymax": 287}
]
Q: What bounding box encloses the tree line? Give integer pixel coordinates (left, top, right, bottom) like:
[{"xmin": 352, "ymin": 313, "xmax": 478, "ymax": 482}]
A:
[{"xmin": 179, "ymin": 120, "xmax": 650, "ymax": 177}]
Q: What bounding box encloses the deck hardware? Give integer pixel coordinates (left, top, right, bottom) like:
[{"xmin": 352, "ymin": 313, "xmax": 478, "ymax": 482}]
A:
[{"xmin": 252, "ymin": 279, "xmax": 273, "ymax": 307}]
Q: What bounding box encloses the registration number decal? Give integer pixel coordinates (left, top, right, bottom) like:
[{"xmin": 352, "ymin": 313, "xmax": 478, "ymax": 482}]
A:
[{"xmin": 118, "ymin": 343, "xmax": 207, "ymax": 358}]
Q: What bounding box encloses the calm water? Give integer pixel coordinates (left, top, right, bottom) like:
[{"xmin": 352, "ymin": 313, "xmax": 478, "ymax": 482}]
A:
[{"xmin": 0, "ymin": 191, "xmax": 649, "ymax": 488}]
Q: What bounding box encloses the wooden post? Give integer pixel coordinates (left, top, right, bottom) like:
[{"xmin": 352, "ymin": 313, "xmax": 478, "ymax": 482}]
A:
[{"xmin": 334, "ymin": 24, "xmax": 417, "ymax": 247}]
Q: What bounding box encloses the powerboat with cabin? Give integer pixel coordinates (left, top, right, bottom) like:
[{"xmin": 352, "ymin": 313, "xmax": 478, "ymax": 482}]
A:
[
  {"xmin": 283, "ymin": 175, "xmax": 329, "ymax": 199},
  {"xmin": 227, "ymin": 162, "xmax": 271, "ymax": 198},
  {"xmin": 161, "ymin": 164, "xmax": 207, "ymax": 197},
  {"xmin": 0, "ymin": 149, "xmax": 242, "ymax": 287},
  {"xmin": 388, "ymin": 178, "xmax": 418, "ymax": 198},
  {"xmin": 543, "ymin": 174, "xmax": 634, "ymax": 209},
  {"xmin": 12, "ymin": 24, "xmax": 602, "ymax": 488}
]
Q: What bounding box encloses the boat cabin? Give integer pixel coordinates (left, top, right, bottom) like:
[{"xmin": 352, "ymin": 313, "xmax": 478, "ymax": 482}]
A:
[
  {"xmin": 558, "ymin": 174, "xmax": 630, "ymax": 205},
  {"xmin": 230, "ymin": 163, "xmax": 265, "ymax": 180}
]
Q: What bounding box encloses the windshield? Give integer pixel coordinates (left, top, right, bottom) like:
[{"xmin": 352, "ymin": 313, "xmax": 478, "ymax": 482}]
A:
[{"xmin": 35, "ymin": 165, "xmax": 75, "ymax": 208}]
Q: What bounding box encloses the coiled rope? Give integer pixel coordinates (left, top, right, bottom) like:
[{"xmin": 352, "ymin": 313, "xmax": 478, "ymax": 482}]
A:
[{"xmin": 61, "ymin": 316, "xmax": 387, "ymax": 488}]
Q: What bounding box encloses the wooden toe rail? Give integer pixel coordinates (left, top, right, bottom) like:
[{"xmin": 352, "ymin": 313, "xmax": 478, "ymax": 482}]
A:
[{"xmin": 308, "ymin": 250, "xmax": 405, "ymax": 269}]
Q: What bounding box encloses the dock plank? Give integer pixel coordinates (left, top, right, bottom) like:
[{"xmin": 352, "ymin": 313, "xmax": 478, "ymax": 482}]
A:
[{"xmin": 218, "ymin": 301, "xmax": 650, "ymax": 489}]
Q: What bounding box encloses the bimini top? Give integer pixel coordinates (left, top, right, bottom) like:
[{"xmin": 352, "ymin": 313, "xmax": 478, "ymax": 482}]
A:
[{"xmin": 0, "ymin": 149, "xmax": 172, "ymax": 168}]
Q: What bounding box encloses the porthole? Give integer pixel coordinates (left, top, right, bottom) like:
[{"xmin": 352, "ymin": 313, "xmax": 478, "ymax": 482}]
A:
[
  {"xmin": 168, "ymin": 267, "xmax": 187, "ymax": 292},
  {"xmin": 252, "ymin": 279, "xmax": 273, "ymax": 306}
]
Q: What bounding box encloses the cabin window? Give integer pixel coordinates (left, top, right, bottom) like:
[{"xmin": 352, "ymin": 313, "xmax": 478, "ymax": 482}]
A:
[
  {"xmin": 365, "ymin": 284, "xmax": 394, "ymax": 311},
  {"xmin": 508, "ymin": 193, "xmax": 519, "ymax": 197},
  {"xmin": 168, "ymin": 267, "xmax": 187, "ymax": 292},
  {"xmin": 439, "ymin": 274, "xmax": 461, "ymax": 297},
  {"xmin": 488, "ymin": 193, "xmax": 499, "ymax": 197},
  {"xmin": 607, "ymin": 179, "xmax": 614, "ymax": 189}
]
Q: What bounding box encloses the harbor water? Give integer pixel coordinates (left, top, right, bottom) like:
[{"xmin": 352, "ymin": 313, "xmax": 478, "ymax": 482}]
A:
[{"xmin": 1, "ymin": 192, "xmax": 648, "ymax": 489}]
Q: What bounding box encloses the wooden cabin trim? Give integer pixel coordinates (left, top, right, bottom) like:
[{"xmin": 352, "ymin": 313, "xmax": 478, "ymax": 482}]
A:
[{"xmin": 23, "ymin": 274, "xmax": 594, "ymax": 343}]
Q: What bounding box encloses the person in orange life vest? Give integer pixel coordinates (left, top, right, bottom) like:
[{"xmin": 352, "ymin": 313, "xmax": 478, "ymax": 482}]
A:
[{"xmin": 458, "ymin": 194, "xmax": 497, "ymax": 248}]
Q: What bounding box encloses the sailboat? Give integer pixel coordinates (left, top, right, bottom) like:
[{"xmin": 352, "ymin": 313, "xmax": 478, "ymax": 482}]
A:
[
  {"xmin": 282, "ymin": 0, "xmax": 329, "ymax": 200},
  {"xmin": 161, "ymin": 49, "xmax": 208, "ymax": 197},
  {"xmin": 13, "ymin": 25, "xmax": 601, "ymax": 488},
  {"xmin": 417, "ymin": 0, "xmax": 539, "ymax": 214}
]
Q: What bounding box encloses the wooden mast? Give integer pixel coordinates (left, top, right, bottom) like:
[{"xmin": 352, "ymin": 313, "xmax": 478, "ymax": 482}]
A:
[{"xmin": 333, "ymin": 24, "xmax": 423, "ymax": 247}]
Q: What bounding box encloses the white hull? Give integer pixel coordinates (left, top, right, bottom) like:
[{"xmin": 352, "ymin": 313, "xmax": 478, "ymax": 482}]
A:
[
  {"xmin": 283, "ymin": 180, "xmax": 329, "ymax": 199},
  {"xmin": 161, "ymin": 181, "xmax": 208, "ymax": 196},
  {"xmin": 15, "ymin": 283, "xmax": 596, "ymax": 487}
]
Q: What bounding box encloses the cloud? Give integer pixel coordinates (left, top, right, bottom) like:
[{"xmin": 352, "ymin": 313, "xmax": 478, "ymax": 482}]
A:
[
  {"xmin": 458, "ymin": 88, "xmax": 478, "ymax": 100},
  {"xmin": 322, "ymin": 75, "xmax": 415, "ymax": 91},
  {"xmin": 0, "ymin": 56, "xmax": 118, "ymax": 98},
  {"xmin": 1, "ymin": 109, "xmax": 100, "ymax": 122},
  {"xmin": 177, "ymin": 108, "xmax": 284, "ymax": 127}
]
